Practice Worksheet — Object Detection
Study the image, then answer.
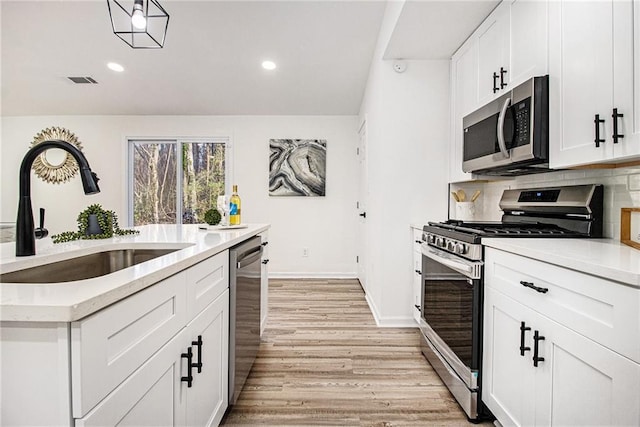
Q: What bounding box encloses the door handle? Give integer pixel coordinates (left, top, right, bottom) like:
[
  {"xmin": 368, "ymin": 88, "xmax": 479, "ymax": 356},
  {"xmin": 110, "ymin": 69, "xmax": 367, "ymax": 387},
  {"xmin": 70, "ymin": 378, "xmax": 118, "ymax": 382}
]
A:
[
  {"xmin": 612, "ymin": 108, "xmax": 624, "ymax": 144},
  {"xmin": 359, "ymin": 212, "xmax": 366, "ymax": 218},
  {"xmin": 181, "ymin": 347, "xmax": 194, "ymax": 387},
  {"xmin": 497, "ymin": 97, "xmax": 512, "ymax": 158},
  {"xmin": 499, "ymin": 67, "xmax": 508, "ymax": 89},
  {"xmin": 520, "ymin": 321, "xmax": 531, "ymax": 356},
  {"xmin": 191, "ymin": 335, "xmax": 203, "ymax": 373},
  {"xmin": 533, "ymin": 330, "xmax": 545, "ymax": 367},
  {"xmin": 594, "ymin": 114, "xmax": 605, "ymax": 147}
]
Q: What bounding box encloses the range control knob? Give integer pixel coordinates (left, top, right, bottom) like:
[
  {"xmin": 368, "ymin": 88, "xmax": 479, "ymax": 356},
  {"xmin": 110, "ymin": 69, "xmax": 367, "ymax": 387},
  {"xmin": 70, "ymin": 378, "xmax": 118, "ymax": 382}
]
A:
[
  {"xmin": 436, "ymin": 237, "xmax": 445, "ymax": 248},
  {"xmin": 454, "ymin": 243, "xmax": 466, "ymax": 255},
  {"xmin": 427, "ymin": 234, "xmax": 436, "ymax": 245},
  {"xmin": 447, "ymin": 241, "xmax": 456, "ymax": 252}
]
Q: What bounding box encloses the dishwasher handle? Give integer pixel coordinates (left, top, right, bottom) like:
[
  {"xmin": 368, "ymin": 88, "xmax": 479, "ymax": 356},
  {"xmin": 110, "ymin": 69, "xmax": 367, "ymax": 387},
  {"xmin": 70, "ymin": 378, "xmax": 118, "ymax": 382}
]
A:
[{"xmin": 237, "ymin": 246, "xmax": 263, "ymax": 268}]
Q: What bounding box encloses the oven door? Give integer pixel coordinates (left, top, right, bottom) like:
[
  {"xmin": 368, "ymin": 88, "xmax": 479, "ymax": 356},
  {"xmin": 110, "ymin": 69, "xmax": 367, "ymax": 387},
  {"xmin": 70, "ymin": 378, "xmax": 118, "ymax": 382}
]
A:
[{"xmin": 420, "ymin": 244, "xmax": 483, "ymax": 391}]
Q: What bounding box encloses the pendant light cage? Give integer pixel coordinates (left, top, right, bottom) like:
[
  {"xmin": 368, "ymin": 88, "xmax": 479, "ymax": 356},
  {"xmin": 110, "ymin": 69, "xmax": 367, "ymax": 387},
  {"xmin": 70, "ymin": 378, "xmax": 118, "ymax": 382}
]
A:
[{"xmin": 107, "ymin": 0, "xmax": 169, "ymax": 49}]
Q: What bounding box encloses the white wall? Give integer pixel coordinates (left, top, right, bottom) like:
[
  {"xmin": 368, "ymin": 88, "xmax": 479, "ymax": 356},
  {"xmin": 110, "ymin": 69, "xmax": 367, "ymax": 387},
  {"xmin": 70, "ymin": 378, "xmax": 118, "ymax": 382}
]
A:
[
  {"xmin": 0, "ymin": 115, "xmax": 359, "ymax": 276},
  {"xmin": 358, "ymin": 2, "xmax": 450, "ymax": 326}
]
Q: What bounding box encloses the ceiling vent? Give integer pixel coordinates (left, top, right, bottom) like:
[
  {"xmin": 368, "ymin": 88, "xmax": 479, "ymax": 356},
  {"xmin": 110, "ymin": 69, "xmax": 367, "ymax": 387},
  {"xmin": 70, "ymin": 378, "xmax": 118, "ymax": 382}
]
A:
[{"xmin": 67, "ymin": 77, "xmax": 98, "ymax": 84}]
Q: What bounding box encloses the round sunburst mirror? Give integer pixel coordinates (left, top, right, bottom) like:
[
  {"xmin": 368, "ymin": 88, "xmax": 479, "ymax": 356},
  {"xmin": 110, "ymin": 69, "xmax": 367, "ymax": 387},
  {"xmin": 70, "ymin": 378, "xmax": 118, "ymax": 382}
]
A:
[{"xmin": 30, "ymin": 127, "xmax": 84, "ymax": 184}]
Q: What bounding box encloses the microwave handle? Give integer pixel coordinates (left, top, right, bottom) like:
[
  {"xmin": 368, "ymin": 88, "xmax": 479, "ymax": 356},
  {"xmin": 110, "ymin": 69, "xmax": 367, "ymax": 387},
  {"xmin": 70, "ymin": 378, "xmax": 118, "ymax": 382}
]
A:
[{"xmin": 497, "ymin": 97, "xmax": 511, "ymax": 158}]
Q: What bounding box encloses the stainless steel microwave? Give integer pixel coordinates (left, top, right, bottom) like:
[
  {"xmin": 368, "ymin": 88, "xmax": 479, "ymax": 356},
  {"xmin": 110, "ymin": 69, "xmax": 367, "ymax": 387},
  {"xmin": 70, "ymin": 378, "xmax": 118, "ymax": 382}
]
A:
[{"xmin": 462, "ymin": 75, "xmax": 549, "ymax": 176}]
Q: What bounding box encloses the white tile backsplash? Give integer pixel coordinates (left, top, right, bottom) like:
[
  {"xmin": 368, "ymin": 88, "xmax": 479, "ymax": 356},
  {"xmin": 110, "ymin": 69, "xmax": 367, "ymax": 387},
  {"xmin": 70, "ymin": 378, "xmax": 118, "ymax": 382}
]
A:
[{"xmin": 450, "ymin": 165, "xmax": 640, "ymax": 238}]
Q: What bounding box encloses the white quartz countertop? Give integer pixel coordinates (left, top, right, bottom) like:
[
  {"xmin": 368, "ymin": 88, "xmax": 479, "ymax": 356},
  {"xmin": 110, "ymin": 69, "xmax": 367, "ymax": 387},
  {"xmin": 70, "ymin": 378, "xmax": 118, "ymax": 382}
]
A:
[
  {"xmin": 482, "ymin": 237, "xmax": 640, "ymax": 288},
  {"xmin": 0, "ymin": 224, "xmax": 269, "ymax": 322}
]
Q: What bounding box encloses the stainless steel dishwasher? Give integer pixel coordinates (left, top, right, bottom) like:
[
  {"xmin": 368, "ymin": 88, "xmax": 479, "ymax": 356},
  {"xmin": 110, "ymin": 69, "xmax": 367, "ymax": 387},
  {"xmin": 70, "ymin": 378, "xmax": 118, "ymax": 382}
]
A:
[{"xmin": 228, "ymin": 236, "xmax": 263, "ymax": 405}]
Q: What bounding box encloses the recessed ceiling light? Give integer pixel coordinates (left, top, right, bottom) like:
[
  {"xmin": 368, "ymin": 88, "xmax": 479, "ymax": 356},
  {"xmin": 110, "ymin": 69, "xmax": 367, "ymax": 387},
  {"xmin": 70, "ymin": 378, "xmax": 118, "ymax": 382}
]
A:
[
  {"xmin": 107, "ymin": 62, "xmax": 124, "ymax": 72},
  {"xmin": 262, "ymin": 60, "xmax": 276, "ymax": 70}
]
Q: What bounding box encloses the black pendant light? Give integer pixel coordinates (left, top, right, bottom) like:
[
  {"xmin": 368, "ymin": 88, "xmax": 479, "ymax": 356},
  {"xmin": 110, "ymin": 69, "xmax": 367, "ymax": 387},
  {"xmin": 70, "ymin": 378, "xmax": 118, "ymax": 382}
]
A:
[{"xmin": 107, "ymin": 0, "xmax": 169, "ymax": 49}]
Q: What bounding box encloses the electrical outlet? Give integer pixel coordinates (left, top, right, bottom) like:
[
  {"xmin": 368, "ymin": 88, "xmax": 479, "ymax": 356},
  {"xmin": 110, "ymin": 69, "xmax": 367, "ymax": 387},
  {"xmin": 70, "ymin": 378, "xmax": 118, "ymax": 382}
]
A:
[{"xmin": 302, "ymin": 247, "xmax": 309, "ymax": 257}]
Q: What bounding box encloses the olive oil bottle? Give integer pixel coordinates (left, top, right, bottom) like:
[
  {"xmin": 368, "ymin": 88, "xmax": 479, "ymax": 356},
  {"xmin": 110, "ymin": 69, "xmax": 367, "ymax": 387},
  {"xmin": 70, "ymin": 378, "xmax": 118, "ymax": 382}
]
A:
[{"xmin": 229, "ymin": 185, "xmax": 241, "ymax": 225}]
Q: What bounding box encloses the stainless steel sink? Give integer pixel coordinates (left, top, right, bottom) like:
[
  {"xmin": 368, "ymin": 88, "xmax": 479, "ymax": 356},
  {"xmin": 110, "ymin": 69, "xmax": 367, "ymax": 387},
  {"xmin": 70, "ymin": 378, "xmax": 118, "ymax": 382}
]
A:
[{"xmin": 0, "ymin": 248, "xmax": 181, "ymax": 283}]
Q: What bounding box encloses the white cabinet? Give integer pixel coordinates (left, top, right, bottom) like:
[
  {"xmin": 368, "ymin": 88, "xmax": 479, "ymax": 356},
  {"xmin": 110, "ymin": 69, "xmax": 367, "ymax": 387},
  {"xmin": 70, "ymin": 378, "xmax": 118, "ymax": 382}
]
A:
[
  {"xmin": 549, "ymin": 0, "xmax": 640, "ymax": 168},
  {"xmin": 448, "ymin": 0, "xmax": 548, "ymax": 183},
  {"xmin": 477, "ymin": 0, "xmax": 548, "ymax": 106},
  {"xmin": 483, "ymin": 248, "xmax": 640, "ymax": 427},
  {"xmin": 184, "ymin": 290, "xmax": 230, "ymax": 427},
  {"xmin": 410, "ymin": 227, "xmax": 423, "ymax": 324},
  {"xmin": 477, "ymin": 2, "xmax": 510, "ymax": 105},
  {"xmin": 76, "ymin": 290, "xmax": 229, "ymax": 427},
  {"xmin": 259, "ymin": 231, "xmax": 269, "ymax": 335},
  {"xmin": 1, "ymin": 249, "xmax": 232, "ymax": 427},
  {"xmin": 449, "ymin": 37, "xmax": 477, "ymax": 183}
]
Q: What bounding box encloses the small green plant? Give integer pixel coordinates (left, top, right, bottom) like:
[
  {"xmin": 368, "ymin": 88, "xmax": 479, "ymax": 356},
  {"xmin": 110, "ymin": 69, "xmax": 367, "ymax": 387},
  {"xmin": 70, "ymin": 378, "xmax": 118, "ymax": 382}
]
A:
[
  {"xmin": 204, "ymin": 208, "xmax": 222, "ymax": 225},
  {"xmin": 51, "ymin": 204, "xmax": 139, "ymax": 244}
]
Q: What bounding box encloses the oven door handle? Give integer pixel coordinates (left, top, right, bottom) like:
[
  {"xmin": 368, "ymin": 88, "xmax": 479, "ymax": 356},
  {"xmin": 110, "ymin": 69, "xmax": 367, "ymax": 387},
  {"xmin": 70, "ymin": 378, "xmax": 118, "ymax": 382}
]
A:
[
  {"xmin": 497, "ymin": 97, "xmax": 511, "ymax": 159},
  {"xmin": 421, "ymin": 245, "xmax": 482, "ymax": 280}
]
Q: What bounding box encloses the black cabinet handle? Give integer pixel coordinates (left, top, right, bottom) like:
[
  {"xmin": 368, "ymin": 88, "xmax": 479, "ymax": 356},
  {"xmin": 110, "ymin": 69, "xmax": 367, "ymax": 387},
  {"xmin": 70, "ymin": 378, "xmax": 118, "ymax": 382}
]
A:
[
  {"xmin": 612, "ymin": 108, "xmax": 624, "ymax": 144},
  {"xmin": 594, "ymin": 114, "xmax": 605, "ymax": 147},
  {"xmin": 520, "ymin": 321, "xmax": 531, "ymax": 356},
  {"xmin": 415, "ymin": 240, "xmax": 423, "ymax": 244},
  {"xmin": 191, "ymin": 335, "xmax": 203, "ymax": 373},
  {"xmin": 520, "ymin": 280, "xmax": 549, "ymax": 294},
  {"xmin": 493, "ymin": 72, "xmax": 499, "ymax": 93},
  {"xmin": 415, "ymin": 269, "xmax": 422, "ymax": 275},
  {"xmin": 359, "ymin": 212, "xmax": 367, "ymax": 218},
  {"xmin": 262, "ymin": 259, "xmax": 269, "ymax": 264},
  {"xmin": 533, "ymin": 330, "xmax": 545, "ymax": 367},
  {"xmin": 414, "ymin": 304, "xmax": 421, "ymax": 312},
  {"xmin": 500, "ymin": 67, "xmax": 508, "ymax": 89},
  {"xmin": 181, "ymin": 347, "xmax": 194, "ymax": 387},
  {"xmin": 261, "ymin": 241, "xmax": 269, "ymax": 247}
]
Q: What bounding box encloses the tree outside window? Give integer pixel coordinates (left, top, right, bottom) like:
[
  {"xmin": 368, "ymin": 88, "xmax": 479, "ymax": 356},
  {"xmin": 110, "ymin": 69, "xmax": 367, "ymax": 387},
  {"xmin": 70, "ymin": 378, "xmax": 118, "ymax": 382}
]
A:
[{"xmin": 129, "ymin": 139, "xmax": 228, "ymax": 226}]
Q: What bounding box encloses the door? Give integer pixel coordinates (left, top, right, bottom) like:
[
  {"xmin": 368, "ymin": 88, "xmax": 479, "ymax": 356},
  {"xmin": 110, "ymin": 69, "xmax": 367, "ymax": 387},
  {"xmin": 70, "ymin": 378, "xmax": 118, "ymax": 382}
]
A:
[
  {"xmin": 533, "ymin": 312, "xmax": 640, "ymax": 427},
  {"xmin": 477, "ymin": 2, "xmax": 510, "ymax": 105},
  {"xmin": 357, "ymin": 120, "xmax": 368, "ymax": 292},
  {"xmin": 185, "ymin": 290, "xmax": 229, "ymax": 427},
  {"xmin": 509, "ymin": 0, "xmax": 548, "ymax": 88},
  {"xmin": 75, "ymin": 330, "xmax": 187, "ymax": 427},
  {"xmin": 482, "ymin": 288, "xmax": 536, "ymax": 427},
  {"xmin": 548, "ymin": 0, "xmax": 615, "ymax": 167},
  {"xmin": 449, "ymin": 38, "xmax": 477, "ymax": 183}
]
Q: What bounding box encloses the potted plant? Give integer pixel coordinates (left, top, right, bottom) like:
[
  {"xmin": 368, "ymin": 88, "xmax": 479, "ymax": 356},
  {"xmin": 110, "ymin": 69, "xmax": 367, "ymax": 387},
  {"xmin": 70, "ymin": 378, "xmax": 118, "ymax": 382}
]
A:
[{"xmin": 51, "ymin": 204, "xmax": 139, "ymax": 243}]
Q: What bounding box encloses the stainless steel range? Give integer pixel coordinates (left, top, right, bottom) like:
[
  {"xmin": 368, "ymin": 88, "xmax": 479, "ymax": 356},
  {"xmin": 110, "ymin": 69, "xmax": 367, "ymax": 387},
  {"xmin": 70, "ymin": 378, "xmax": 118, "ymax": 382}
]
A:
[{"xmin": 419, "ymin": 184, "xmax": 603, "ymax": 421}]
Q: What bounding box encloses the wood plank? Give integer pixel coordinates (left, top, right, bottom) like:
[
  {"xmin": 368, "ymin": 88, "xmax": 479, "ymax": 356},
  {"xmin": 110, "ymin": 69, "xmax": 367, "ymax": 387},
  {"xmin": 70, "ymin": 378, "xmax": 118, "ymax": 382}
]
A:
[{"xmin": 222, "ymin": 279, "xmax": 483, "ymax": 425}]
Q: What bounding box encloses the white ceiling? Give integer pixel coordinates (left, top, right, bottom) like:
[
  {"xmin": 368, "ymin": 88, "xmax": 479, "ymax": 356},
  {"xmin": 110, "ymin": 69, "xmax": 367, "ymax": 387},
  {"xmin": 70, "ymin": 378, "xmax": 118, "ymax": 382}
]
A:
[
  {"xmin": 384, "ymin": 0, "xmax": 499, "ymax": 59},
  {"xmin": 1, "ymin": 0, "xmax": 496, "ymax": 116}
]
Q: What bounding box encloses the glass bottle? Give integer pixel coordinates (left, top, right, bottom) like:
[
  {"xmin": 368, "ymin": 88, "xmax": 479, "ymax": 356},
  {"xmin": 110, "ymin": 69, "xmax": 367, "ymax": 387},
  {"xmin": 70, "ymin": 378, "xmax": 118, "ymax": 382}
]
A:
[{"xmin": 229, "ymin": 185, "xmax": 241, "ymax": 225}]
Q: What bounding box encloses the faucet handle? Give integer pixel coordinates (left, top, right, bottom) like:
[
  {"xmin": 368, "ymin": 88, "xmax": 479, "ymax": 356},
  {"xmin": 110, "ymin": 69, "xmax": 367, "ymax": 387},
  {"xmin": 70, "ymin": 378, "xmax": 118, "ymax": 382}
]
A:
[{"xmin": 35, "ymin": 207, "xmax": 48, "ymax": 239}]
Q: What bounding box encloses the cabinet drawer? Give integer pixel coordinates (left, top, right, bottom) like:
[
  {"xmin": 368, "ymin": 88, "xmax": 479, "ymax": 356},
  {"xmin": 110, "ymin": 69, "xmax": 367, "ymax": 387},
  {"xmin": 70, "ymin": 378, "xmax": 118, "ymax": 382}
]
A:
[
  {"xmin": 186, "ymin": 250, "xmax": 229, "ymax": 320},
  {"xmin": 71, "ymin": 271, "xmax": 187, "ymax": 417},
  {"xmin": 485, "ymin": 248, "xmax": 640, "ymax": 363}
]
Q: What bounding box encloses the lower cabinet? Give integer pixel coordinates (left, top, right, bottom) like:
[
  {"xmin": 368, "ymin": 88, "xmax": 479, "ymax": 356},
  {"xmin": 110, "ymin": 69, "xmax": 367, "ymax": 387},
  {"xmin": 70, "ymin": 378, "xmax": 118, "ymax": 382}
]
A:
[
  {"xmin": 483, "ymin": 248, "xmax": 640, "ymax": 426},
  {"xmin": 76, "ymin": 290, "xmax": 229, "ymax": 427}
]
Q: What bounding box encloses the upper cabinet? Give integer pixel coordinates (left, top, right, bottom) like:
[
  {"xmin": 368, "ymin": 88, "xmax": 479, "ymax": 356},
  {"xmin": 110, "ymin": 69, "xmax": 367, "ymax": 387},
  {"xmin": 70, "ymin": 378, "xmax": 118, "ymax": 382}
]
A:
[
  {"xmin": 448, "ymin": 0, "xmax": 548, "ymax": 183},
  {"xmin": 549, "ymin": 0, "xmax": 640, "ymax": 168},
  {"xmin": 477, "ymin": 0, "xmax": 548, "ymax": 106},
  {"xmin": 449, "ymin": 37, "xmax": 478, "ymax": 183}
]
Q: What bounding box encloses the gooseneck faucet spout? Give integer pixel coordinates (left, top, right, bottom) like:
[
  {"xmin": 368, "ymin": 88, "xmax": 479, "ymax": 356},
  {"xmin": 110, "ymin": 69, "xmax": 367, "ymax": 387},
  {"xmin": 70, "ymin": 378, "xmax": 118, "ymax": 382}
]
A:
[{"xmin": 16, "ymin": 139, "xmax": 100, "ymax": 256}]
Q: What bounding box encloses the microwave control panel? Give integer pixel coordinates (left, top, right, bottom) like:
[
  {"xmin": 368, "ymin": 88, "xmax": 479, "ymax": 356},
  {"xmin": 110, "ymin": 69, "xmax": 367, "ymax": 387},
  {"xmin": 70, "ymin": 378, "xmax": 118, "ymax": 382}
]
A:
[{"xmin": 513, "ymin": 97, "xmax": 531, "ymax": 147}]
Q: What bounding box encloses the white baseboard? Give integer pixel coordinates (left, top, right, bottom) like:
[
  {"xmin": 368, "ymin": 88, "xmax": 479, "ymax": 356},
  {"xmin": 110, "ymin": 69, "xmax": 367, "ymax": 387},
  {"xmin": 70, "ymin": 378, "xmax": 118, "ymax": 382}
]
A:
[
  {"xmin": 268, "ymin": 272, "xmax": 358, "ymax": 279},
  {"xmin": 364, "ymin": 292, "xmax": 418, "ymax": 328}
]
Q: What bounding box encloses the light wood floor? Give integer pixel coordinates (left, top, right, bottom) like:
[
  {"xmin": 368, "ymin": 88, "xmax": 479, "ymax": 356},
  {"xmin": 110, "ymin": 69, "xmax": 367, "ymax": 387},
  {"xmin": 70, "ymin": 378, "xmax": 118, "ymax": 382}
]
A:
[{"xmin": 221, "ymin": 279, "xmax": 480, "ymax": 426}]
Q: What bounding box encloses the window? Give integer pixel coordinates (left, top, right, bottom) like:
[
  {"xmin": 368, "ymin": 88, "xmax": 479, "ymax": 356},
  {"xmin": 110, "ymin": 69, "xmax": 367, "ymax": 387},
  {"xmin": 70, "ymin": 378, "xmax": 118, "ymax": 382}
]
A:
[{"xmin": 128, "ymin": 138, "xmax": 230, "ymax": 226}]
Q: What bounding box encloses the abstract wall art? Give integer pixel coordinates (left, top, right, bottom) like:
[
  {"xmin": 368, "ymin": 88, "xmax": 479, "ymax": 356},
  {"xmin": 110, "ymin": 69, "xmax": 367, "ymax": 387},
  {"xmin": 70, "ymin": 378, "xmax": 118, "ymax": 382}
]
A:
[{"xmin": 269, "ymin": 139, "xmax": 326, "ymax": 196}]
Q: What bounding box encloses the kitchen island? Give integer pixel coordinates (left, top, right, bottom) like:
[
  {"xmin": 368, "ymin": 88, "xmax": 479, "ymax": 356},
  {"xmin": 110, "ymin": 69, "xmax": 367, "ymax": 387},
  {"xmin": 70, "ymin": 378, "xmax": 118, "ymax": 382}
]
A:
[{"xmin": 0, "ymin": 223, "xmax": 269, "ymax": 427}]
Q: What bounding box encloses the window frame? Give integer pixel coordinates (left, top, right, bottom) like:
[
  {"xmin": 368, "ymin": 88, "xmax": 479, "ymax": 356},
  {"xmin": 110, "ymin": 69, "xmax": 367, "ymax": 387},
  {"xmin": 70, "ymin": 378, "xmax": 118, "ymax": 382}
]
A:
[{"xmin": 127, "ymin": 136, "xmax": 232, "ymax": 226}]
